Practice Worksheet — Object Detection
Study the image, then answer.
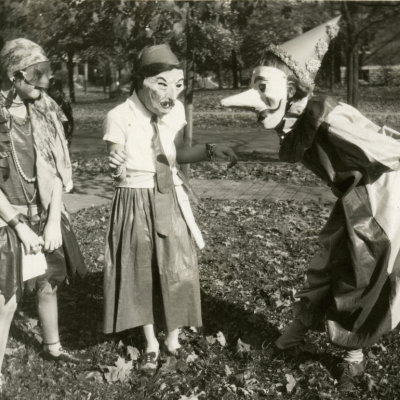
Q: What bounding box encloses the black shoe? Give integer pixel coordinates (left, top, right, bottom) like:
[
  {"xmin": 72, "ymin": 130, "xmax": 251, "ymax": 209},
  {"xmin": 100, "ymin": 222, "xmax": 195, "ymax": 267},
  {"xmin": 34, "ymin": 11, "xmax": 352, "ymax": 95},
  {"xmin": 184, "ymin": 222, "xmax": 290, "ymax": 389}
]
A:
[
  {"xmin": 336, "ymin": 358, "xmax": 367, "ymax": 392},
  {"xmin": 43, "ymin": 347, "xmax": 91, "ymax": 364},
  {"xmin": 140, "ymin": 351, "xmax": 159, "ymax": 372},
  {"xmin": 263, "ymin": 341, "xmax": 318, "ymax": 359}
]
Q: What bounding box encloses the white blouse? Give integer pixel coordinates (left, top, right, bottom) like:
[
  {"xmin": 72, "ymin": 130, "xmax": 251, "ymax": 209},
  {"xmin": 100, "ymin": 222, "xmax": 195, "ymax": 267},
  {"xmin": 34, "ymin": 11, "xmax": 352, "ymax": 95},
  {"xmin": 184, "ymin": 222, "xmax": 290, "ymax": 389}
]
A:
[
  {"xmin": 103, "ymin": 92, "xmax": 205, "ymax": 249},
  {"xmin": 103, "ymin": 92, "xmax": 186, "ymax": 188}
]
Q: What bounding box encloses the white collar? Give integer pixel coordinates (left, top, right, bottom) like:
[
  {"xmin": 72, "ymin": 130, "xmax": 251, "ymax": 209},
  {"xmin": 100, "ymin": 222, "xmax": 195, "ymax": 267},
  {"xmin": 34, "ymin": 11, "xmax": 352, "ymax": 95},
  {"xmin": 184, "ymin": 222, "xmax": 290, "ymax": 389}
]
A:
[{"xmin": 128, "ymin": 91, "xmax": 177, "ymax": 131}]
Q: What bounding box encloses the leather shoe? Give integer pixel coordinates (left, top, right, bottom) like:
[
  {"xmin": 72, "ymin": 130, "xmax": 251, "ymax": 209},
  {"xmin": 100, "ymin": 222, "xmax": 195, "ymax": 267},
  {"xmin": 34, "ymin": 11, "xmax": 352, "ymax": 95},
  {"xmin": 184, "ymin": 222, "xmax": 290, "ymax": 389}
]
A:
[
  {"xmin": 337, "ymin": 358, "xmax": 367, "ymax": 392},
  {"xmin": 140, "ymin": 351, "xmax": 159, "ymax": 372},
  {"xmin": 43, "ymin": 347, "xmax": 91, "ymax": 364}
]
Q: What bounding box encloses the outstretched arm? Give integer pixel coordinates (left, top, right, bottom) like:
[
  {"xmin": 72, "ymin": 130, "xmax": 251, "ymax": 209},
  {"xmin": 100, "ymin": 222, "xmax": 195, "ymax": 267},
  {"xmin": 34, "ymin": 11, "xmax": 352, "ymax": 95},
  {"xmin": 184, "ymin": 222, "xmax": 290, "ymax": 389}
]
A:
[{"xmin": 174, "ymin": 129, "xmax": 238, "ymax": 166}]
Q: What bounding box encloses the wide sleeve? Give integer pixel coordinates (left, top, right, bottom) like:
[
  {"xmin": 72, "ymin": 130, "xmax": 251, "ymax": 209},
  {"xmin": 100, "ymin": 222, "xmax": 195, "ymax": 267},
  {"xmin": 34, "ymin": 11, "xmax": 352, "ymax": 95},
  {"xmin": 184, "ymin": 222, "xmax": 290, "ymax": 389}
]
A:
[
  {"xmin": 279, "ymin": 96, "xmax": 340, "ymax": 164},
  {"xmin": 325, "ymin": 104, "xmax": 400, "ymax": 172},
  {"xmin": 103, "ymin": 108, "xmax": 126, "ymax": 145}
]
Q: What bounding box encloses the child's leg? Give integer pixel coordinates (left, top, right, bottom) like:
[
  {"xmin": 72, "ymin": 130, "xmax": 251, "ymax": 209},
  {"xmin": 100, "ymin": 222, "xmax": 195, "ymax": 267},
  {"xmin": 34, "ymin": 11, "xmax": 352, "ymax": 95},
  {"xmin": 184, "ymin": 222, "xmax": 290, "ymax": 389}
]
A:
[
  {"xmin": 36, "ymin": 283, "xmax": 61, "ymax": 354},
  {"xmin": 143, "ymin": 324, "xmax": 159, "ymax": 354},
  {"xmin": 337, "ymin": 348, "xmax": 366, "ymax": 391},
  {"xmin": 37, "ymin": 283, "xmax": 91, "ymax": 363},
  {"xmin": 0, "ymin": 294, "xmax": 17, "ymax": 371},
  {"xmin": 141, "ymin": 324, "xmax": 159, "ymax": 371},
  {"xmin": 275, "ymin": 318, "xmax": 309, "ymax": 349},
  {"xmin": 164, "ymin": 328, "xmax": 180, "ymax": 353}
]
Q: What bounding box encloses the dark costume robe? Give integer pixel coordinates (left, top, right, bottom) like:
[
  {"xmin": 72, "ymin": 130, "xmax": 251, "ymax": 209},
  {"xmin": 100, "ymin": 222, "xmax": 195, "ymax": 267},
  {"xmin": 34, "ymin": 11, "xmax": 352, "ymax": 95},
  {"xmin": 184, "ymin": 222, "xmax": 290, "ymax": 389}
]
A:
[{"xmin": 280, "ymin": 95, "xmax": 400, "ymax": 349}]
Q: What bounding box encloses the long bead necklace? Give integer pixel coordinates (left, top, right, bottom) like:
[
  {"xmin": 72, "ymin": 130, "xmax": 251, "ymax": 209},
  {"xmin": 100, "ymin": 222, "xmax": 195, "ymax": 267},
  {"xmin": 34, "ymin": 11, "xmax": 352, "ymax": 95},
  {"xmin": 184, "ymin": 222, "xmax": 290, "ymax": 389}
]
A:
[
  {"xmin": 7, "ymin": 124, "xmax": 38, "ymax": 208},
  {"xmin": 8, "ymin": 119, "xmax": 37, "ymax": 184}
]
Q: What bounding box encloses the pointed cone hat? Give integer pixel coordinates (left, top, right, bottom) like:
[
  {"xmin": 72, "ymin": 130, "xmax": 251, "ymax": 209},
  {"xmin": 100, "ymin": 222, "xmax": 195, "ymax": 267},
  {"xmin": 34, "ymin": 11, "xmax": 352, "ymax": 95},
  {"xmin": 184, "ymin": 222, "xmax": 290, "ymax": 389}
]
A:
[{"xmin": 263, "ymin": 15, "xmax": 341, "ymax": 86}]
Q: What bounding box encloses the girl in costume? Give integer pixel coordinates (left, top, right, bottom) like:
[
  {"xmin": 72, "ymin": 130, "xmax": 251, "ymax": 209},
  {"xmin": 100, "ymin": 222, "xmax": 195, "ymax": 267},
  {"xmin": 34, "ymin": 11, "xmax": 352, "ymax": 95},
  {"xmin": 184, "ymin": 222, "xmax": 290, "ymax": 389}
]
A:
[
  {"xmin": 104, "ymin": 44, "xmax": 237, "ymax": 371},
  {"xmin": 0, "ymin": 38, "xmax": 89, "ymax": 393},
  {"xmin": 222, "ymin": 16, "xmax": 400, "ymax": 391}
]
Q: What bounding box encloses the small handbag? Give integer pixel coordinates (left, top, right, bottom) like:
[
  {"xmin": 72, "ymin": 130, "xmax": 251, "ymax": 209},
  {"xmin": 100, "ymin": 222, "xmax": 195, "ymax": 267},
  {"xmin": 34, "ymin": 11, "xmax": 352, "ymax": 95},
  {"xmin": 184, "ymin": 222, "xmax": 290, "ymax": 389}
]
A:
[{"xmin": 22, "ymin": 246, "xmax": 47, "ymax": 281}]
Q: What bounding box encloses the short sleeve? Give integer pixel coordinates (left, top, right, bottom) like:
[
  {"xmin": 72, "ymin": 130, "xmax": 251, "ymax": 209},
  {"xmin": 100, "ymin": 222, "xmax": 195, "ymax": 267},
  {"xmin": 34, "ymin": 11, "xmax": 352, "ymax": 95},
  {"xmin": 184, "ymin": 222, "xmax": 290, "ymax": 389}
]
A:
[{"xmin": 103, "ymin": 108, "xmax": 126, "ymax": 145}]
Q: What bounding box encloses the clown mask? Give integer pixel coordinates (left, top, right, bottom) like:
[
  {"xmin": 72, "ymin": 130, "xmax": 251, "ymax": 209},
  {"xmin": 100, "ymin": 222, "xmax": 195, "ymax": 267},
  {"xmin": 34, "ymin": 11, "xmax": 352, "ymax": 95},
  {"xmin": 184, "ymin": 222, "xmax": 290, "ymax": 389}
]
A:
[
  {"xmin": 220, "ymin": 66, "xmax": 288, "ymax": 129},
  {"xmin": 138, "ymin": 69, "xmax": 184, "ymax": 117}
]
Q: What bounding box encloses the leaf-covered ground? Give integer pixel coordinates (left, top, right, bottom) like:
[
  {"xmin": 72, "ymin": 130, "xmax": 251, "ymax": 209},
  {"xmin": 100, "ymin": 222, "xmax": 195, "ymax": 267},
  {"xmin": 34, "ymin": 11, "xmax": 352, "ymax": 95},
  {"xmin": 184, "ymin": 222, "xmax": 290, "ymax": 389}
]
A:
[{"xmin": 3, "ymin": 199, "xmax": 400, "ymax": 400}]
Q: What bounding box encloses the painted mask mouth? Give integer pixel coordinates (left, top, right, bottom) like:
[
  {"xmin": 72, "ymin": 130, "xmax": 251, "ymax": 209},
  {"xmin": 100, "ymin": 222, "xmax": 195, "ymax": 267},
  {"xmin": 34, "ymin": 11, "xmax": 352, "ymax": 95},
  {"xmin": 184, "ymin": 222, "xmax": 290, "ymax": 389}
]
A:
[
  {"xmin": 160, "ymin": 99, "xmax": 175, "ymax": 109},
  {"xmin": 257, "ymin": 100, "xmax": 282, "ymax": 122}
]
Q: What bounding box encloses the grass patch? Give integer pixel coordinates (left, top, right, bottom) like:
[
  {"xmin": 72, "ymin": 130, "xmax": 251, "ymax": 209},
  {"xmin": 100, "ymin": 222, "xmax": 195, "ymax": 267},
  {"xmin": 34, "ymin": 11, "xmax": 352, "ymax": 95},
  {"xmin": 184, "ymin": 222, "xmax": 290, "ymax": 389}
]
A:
[{"xmin": 71, "ymin": 152, "xmax": 325, "ymax": 188}]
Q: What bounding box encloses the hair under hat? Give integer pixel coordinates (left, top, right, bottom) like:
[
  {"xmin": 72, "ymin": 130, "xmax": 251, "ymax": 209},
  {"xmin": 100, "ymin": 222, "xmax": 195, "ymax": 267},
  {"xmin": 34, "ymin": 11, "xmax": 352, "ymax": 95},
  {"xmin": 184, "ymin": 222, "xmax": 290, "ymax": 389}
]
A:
[{"xmin": 136, "ymin": 44, "xmax": 180, "ymax": 69}]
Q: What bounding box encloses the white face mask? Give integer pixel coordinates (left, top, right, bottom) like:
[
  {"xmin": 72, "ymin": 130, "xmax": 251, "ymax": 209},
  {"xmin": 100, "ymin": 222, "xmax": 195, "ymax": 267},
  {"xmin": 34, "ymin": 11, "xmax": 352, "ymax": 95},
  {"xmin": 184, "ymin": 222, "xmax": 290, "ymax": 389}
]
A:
[
  {"xmin": 220, "ymin": 66, "xmax": 288, "ymax": 130},
  {"xmin": 138, "ymin": 69, "xmax": 184, "ymax": 117},
  {"xmin": 250, "ymin": 66, "xmax": 288, "ymax": 129}
]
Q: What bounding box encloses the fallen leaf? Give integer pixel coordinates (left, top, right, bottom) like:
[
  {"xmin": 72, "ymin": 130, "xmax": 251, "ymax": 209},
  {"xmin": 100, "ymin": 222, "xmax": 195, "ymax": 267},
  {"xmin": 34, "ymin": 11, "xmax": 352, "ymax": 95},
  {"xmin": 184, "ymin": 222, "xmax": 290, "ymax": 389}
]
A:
[
  {"xmin": 236, "ymin": 338, "xmax": 251, "ymax": 358},
  {"xmin": 5, "ymin": 345, "xmax": 25, "ymax": 355},
  {"xmin": 225, "ymin": 365, "xmax": 232, "ymax": 376},
  {"xmin": 176, "ymin": 360, "xmax": 189, "ymax": 372},
  {"xmin": 206, "ymin": 335, "xmax": 216, "ymax": 345},
  {"xmin": 161, "ymin": 356, "xmax": 177, "ymax": 371},
  {"xmin": 285, "ymin": 373, "xmax": 296, "ymax": 393},
  {"xmin": 216, "ymin": 331, "xmax": 227, "ymax": 347},
  {"xmin": 127, "ymin": 346, "xmax": 140, "ymax": 360},
  {"xmin": 186, "ymin": 352, "xmax": 199, "ymax": 363}
]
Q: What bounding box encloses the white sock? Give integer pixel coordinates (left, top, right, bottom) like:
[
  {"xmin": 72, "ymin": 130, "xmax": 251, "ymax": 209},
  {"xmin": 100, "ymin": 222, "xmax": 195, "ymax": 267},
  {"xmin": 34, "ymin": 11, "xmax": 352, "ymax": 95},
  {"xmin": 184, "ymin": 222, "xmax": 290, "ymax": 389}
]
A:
[
  {"xmin": 344, "ymin": 349, "xmax": 364, "ymax": 363},
  {"xmin": 146, "ymin": 343, "xmax": 159, "ymax": 354}
]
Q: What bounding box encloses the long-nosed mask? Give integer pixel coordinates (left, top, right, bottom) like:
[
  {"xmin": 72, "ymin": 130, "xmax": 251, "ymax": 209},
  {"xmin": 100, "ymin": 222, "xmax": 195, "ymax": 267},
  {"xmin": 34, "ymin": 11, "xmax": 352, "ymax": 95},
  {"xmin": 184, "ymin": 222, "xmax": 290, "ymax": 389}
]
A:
[
  {"xmin": 220, "ymin": 66, "xmax": 288, "ymax": 129},
  {"xmin": 139, "ymin": 69, "xmax": 184, "ymax": 117}
]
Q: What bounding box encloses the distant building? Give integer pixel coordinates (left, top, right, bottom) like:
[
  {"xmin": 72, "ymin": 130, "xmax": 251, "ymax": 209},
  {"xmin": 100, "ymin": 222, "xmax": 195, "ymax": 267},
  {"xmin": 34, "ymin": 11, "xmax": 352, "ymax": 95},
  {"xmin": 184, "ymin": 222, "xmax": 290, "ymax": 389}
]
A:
[
  {"xmin": 341, "ymin": 17, "xmax": 400, "ymax": 86},
  {"xmin": 340, "ymin": 65, "xmax": 400, "ymax": 86}
]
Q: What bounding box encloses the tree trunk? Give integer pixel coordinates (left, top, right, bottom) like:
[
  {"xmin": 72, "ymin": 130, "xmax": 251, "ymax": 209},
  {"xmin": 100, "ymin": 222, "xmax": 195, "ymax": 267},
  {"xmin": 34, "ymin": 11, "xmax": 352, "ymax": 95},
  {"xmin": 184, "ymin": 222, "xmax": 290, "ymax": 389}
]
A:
[
  {"xmin": 343, "ymin": 1, "xmax": 360, "ymax": 108},
  {"xmin": 346, "ymin": 47, "xmax": 354, "ymax": 105},
  {"xmin": 67, "ymin": 50, "xmax": 75, "ymax": 104},
  {"xmin": 183, "ymin": 1, "xmax": 194, "ymax": 180},
  {"xmin": 352, "ymin": 40, "xmax": 359, "ymax": 108},
  {"xmin": 217, "ymin": 64, "xmax": 223, "ymax": 89},
  {"xmin": 329, "ymin": 42, "xmax": 335, "ymax": 91},
  {"xmin": 84, "ymin": 62, "xmax": 88, "ymax": 96},
  {"xmin": 108, "ymin": 60, "xmax": 119, "ymax": 99},
  {"xmin": 232, "ymin": 50, "xmax": 238, "ymax": 89}
]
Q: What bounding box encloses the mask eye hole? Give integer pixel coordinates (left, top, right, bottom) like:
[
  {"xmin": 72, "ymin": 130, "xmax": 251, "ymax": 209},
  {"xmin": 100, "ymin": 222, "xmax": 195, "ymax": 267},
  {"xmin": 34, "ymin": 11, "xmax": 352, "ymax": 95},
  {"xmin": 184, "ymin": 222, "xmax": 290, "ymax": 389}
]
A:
[{"xmin": 259, "ymin": 83, "xmax": 266, "ymax": 93}]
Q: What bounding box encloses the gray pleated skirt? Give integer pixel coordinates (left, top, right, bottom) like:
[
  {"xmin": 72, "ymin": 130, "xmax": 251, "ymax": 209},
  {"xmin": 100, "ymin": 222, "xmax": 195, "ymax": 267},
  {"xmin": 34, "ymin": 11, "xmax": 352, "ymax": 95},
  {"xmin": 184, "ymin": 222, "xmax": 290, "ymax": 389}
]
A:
[{"xmin": 103, "ymin": 187, "xmax": 202, "ymax": 334}]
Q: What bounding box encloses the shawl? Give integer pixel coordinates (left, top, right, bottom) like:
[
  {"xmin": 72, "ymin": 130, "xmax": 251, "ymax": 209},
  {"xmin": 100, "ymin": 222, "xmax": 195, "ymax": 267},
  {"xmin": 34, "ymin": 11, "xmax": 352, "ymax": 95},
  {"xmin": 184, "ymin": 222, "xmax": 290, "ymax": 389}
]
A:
[{"xmin": 0, "ymin": 93, "xmax": 71, "ymax": 209}]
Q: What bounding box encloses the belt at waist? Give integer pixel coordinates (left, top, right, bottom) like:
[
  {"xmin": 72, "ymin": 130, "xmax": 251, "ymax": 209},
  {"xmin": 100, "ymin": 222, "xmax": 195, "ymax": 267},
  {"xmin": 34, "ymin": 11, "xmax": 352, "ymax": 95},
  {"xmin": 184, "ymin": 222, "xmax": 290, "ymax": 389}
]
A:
[
  {"xmin": 0, "ymin": 203, "xmax": 68, "ymax": 228},
  {"xmin": 117, "ymin": 168, "xmax": 183, "ymax": 189}
]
